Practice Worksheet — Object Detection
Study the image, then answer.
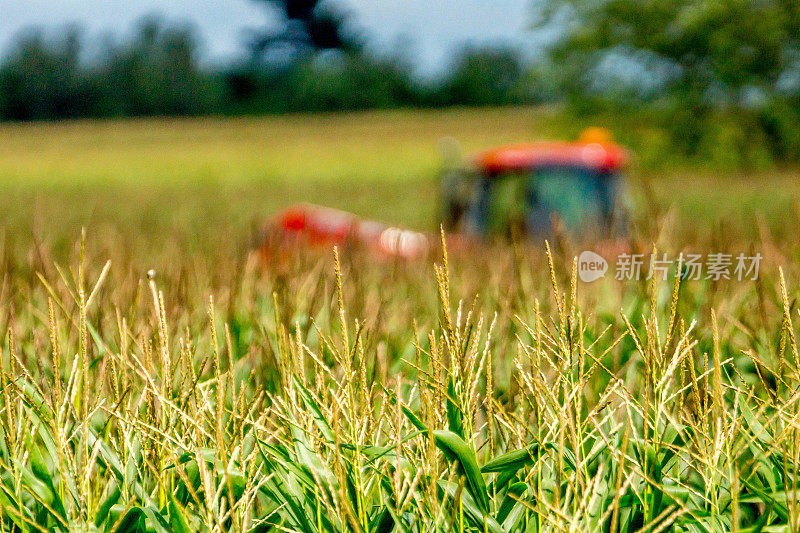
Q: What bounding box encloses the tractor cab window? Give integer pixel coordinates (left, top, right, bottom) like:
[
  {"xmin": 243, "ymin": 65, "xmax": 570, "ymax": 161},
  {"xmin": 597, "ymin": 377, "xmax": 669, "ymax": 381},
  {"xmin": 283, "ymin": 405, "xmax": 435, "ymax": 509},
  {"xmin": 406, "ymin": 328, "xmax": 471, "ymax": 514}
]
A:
[
  {"xmin": 528, "ymin": 166, "xmax": 613, "ymax": 235},
  {"xmin": 471, "ymin": 166, "xmax": 622, "ymax": 238},
  {"xmin": 484, "ymin": 172, "xmax": 528, "ymax": 237},
  {"xmin": 466, "ymin": 165, "xmax": 623, "ymax": 239}
]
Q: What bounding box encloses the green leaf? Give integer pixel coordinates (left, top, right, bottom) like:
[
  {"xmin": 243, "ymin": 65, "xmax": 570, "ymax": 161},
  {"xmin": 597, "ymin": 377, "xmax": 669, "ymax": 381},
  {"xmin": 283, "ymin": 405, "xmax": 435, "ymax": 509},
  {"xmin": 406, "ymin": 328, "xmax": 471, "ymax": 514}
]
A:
[
  {"xmin": 482, "ymin": 445, "xmax": 537, "ymax": 474},
  {"xmin": 433, "ymin": 430, "xmax": 490, "ymax": 515},
  {"xmin": 738, "ymin": 503, "xmax": 772, "ymax": 533},
  {"xmin": 294, "ymin": 376, "xmax": 335, "ymax": 443},
  {"xmin": 112, "ymin": 507, "xmax": 145, "ymax": 533},
  {"xmin": 439, "ymin": 480, "xmax": 504, "ymax": 533},
  {"xmin": 95, "ymin": 486, "xmax": 121, "ymax": 527},
  {"xmin": 401, "ymin": 404, "xmax": 427, "ymax": 432},
  {"xmin": 168, "ymin": 497, "xmax": 192, "ymax": 533},
  {"xmin": 111, "ymin": 506, "xmax": 171, "ymax": 533},
  {"xmin": 398, "ymin": 402, "xmax": 491, "ymax": 515},
  {"xmin": 138, "ymin": 507, "xmax": 172, "ymax": 533},
  {"xmin": 446, "ymin": 377, "xmax": 465, "ymax": 438},
  {"xmin": 497, "ymin": 481, "xmax": 527, "ymax": 524},
  {"xmin": 740, "ymin": 476, "xmax": 789, "ymax": 521}
]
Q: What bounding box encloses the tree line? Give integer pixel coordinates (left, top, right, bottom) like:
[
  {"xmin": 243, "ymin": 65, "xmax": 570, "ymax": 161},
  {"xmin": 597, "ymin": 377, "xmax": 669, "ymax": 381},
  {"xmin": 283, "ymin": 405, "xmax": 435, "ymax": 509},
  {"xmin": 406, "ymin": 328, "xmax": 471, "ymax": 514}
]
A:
[
  {"xmin": 0, "ymin": 18, "xmax": 533, "ymax": 122},
  {"xmin": 1, "ymin": 0, "xmax": 799, "ymax": 166}
]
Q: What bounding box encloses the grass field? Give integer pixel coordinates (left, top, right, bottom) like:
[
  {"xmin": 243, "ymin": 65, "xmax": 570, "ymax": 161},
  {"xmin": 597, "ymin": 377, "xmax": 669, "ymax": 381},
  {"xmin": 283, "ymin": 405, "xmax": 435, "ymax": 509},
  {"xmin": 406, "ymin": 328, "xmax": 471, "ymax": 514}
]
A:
[
  {"xmin": 2, "ymin": 107, "xmax": 800, "ymax": 531},
  {"xmin": 2, "ymin": 106, "xmax": 800, "ymax": 266}
]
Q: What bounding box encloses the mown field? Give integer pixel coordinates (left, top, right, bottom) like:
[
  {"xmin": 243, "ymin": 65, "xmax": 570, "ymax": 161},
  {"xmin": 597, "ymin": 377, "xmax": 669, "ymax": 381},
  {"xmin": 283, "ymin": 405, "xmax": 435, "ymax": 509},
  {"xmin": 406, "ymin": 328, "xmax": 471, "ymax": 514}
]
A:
[{"xmin": 2, "ymin": 107, "xmax": 800, "ymax": 531}]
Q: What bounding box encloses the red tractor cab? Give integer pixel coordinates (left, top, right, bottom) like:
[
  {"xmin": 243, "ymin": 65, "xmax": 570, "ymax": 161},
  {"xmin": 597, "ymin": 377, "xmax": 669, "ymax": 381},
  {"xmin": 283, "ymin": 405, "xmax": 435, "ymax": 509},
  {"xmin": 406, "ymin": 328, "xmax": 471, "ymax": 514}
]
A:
[{"xmin": 440, "ymin": 128, "xmax": 629, "ymax": 240}]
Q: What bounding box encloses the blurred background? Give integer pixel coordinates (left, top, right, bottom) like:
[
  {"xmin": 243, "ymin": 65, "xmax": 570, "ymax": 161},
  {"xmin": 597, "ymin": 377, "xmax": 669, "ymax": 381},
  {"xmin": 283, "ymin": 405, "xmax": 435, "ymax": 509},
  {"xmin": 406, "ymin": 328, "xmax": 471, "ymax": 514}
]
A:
[{"xmin": 1, "ymin": 0, "xmax": 799, "ymax": 270}]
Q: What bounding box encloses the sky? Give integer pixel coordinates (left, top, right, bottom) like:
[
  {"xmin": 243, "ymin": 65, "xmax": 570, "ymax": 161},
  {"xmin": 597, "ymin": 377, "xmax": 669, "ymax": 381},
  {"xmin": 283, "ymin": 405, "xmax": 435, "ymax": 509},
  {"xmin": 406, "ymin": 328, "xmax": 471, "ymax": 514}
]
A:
[{"xmin": 0, "ymin": 0, "xmax": 533, "ymax": 75}]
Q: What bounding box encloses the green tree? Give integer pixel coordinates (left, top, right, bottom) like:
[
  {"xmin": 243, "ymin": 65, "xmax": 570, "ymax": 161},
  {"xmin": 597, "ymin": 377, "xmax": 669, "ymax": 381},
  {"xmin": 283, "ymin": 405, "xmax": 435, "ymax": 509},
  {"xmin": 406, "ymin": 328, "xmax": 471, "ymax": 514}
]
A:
[
  {"xmin": 103, "ymin": 18, "xmax": 210, "ymax": 116},
  {"xmin": 538, "ymin": 0, "xmax": 800, "ymax": 103},
  {"xmin": 0, "ymin": 28, "xmax": 97, "ymax": 120},
  {"xmin": 536, "ymin": 0, "xmax": 800, "ymax": 161},
  {"xmin": 442, "ymin": 47, "xmax": 527, "ymax": 106}
]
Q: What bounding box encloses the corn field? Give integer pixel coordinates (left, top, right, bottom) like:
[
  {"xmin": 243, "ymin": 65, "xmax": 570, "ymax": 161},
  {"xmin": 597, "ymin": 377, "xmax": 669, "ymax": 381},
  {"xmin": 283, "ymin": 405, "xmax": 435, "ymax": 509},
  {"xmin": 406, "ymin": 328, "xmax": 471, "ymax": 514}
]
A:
[{"xmin": 0, "ymin": 229, "xmax": 799, "ymax": 532}]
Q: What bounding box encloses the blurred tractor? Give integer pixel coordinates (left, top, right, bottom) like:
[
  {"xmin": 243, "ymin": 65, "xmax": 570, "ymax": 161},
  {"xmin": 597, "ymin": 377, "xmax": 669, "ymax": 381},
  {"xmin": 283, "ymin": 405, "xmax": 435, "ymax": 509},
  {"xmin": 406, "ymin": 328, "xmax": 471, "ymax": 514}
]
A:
[
  {"xmin": 258, "ymin": 128, "xmax": 629, "ymax": 261},
  {"xmin": 440, "ymin": 128, "xmax": 628, "ymax": 241},
  {"xmin": 257, "ymin": 203, "xmax": 431, "ymax": 262}
]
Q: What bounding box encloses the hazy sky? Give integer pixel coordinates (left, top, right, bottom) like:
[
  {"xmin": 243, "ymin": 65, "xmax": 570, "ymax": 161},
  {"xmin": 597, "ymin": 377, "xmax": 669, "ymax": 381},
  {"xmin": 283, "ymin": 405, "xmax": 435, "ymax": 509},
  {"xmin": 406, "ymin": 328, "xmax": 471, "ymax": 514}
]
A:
[{"xmin": 0, "ymin": 0, "xmax": 532, "ymax": 74}]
